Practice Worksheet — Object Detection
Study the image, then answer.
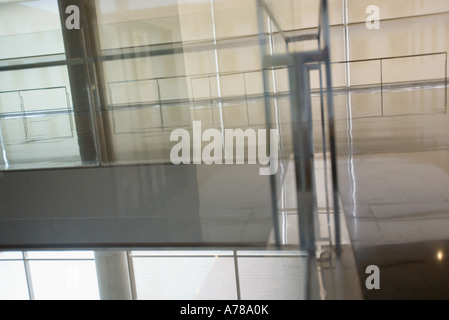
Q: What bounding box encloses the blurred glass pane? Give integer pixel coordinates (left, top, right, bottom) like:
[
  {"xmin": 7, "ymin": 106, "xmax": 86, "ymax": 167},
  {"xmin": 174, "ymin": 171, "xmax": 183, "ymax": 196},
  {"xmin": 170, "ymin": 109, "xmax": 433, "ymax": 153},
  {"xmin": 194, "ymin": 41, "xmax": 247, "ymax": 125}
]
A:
[
  {"xmin": 383, "ymin": 88, "xmax": 446, "ymax": 117},
  {"xmin": 213, "ymin": 0, "xmax": 258, "ymax": 38},
  {"xmin": 0, "ymin": 0, "xmax": 63, "ymax": 60},
  {"xmin": 238, "ymin": 256, "xmax": 307, "ymax": 300},
  {"xmin": 0, "ymin": 261, "xmax": 29, "ymax": 300},
  {"xmin": 25, "ymin": 251, "xmax": 95, "ymax": 260},
  {"xmin": 132, "ymin": 257, "xmax": 237, "ymax": 300},
  {"xmin": 130, "ymin": 250, "xmax": 233, "ymax": 257},
  {"xmin": 247, "ymin": 99, "xmax": 266, "ymax": 126},
  {"xmin": 96, "ymin": 2, "xmax": 182, "ymax": 49},
  {"xmin": 0, "ymin": 251, "xmax": 23, "ymax": 260},
  {"xmin": 236, "ymin": 250, "xmax": 305, "ymax": 257},
  {"xmin": 109, "ymin": 79, "xmax": 159, "ymax": 106},
  {"xmin": 29, "ymin": 260, "xmax": 99, "ymax": 300},
  {"xmin": 348, "ymin": 14, "xmax": 449, "ymax": 61},
  {"xmin": 350, "ymin": 60, "xmax": 382, "ymax": 87},
  {"xmin": 111, "ymin": 106, "xmax": 163, "ymax": 134},
  {"xmin": 220, "ymin": 73, "xmax": 245, "ymax": 98},
  {"xmin": 347, "ymin": 0, "xmax": 449, "ymax": 23},
  {"xmin": 350, "ymin": 91, "xmax": 382, "ymax": 118},
  {"xmin": 0, "ymin": 92, "xmax": 21, "ymax": 114},
  {"xmin": 178, "ymin": 1, "xmax": 214, "ymax": 42},
  {"xmin": 382, "ymin": 55, "xmax": 446, "ymax": 84},
  {"xmin": 159, "ymin": 77, "xmax": 190, "ymax": 101},
  {"xmin": 21, "ymin": 87, "xmax": 68, "ymax": 112},
  {"xmin": 0, "ymin": 65, "xmax": 81, "ymax": 171}
]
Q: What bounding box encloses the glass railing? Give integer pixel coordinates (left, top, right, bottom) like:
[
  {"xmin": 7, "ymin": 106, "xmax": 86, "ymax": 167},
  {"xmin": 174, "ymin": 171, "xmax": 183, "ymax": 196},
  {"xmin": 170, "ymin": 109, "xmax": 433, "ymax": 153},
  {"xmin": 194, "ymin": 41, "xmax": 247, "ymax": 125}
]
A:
[
  {"xmin": 0, "ymin": 0, "xmax": 352, "ymax": 301},
  {"xmin": 0, "ymin": 0, "xmax": 311, "ymax": 253}
]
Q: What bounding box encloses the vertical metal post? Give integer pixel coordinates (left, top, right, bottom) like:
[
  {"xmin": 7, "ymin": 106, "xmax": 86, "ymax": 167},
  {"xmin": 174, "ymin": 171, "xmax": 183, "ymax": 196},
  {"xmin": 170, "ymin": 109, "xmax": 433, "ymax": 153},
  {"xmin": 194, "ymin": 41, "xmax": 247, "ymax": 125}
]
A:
[
  {"xmin": 243, "ymin": 73, "xmax": 251, "ymax": 127},
  {"xmin": 18, "ymin": 92, "xmax": 29, "ymax": 140},
  {"xmin": 208, "ymin": 76, "xmax": 216, "ymax": 126},
  {"xmin": 321, "ymin": 0, "xmax": 342, "ymax": 256},
  {"xmin": 445, "ymin": 53, "xmax": 448, "ymax": 113},
  {"xmin": 288, "ymin": 54, "xmax": 316, "ymax": 254},
  {"xmin": 233, "ymin": 250, "xmax": 242, "ymax": 300},
  {"xmin": 318, "ymin": 63, "xmax": 333, "ymax": 247},
  {"xmin": 22, "ymin": 252, "xmax": 35, "ymax": 300},
  {"xmin": 210, "ymin": 0, "xmax": 225, "ymax": 140},
  {"xmin": 257, "ymin": 0, "xmax": 282, "ymax": 249},
  {"xmin": 156, "ymin": 79, "xmax": 164, "ymax": 130},
  {"xmin": 65, "ymin": 87, "xmax": 75, "ymax": 137},
  {"xmin": 126, "ymin": 251, "xmax": 138, "ymax": 300},
  {"xmin": 0, "ymin": 118, "xmax": 9, "ymax": 169},
  {"xmin": 380, "ymin": 59, "xmax": 384, "ymax": 117},
  {"xmin": 107, "ymin": 85, "xmax": 118, "ymax": 134}
]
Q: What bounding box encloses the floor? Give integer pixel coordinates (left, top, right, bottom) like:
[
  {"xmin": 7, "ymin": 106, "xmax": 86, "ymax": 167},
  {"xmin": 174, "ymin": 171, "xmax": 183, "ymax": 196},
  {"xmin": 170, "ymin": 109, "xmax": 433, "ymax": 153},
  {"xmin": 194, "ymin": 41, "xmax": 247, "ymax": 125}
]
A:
[{"xmin": 335, "ymin": 86, "xmax": 449, "ymax": 299}]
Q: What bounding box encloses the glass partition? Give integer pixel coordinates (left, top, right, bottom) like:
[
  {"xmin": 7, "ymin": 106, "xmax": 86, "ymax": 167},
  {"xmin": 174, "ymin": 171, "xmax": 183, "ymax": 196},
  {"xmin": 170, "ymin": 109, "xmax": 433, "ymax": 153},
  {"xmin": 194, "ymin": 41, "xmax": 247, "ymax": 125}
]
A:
[{"xmin": 0, "ymin": 0, "xmax": 348, "ymax": 300}]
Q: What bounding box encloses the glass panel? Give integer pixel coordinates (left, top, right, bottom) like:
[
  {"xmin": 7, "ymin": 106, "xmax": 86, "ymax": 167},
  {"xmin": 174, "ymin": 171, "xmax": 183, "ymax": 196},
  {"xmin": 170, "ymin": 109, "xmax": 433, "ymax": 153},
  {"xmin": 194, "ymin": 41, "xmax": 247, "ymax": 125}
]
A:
[
  {"xmin": 0, "ymin": 0, "xmax": 339, "ymax": 253},
  {"xmin": 218, "ymin": 44, "xmax": 262, "ymax": 74},
  {"xmin": 162, "ymin": 103, "xmax": 193, "ymax": 128},
  {"xmin": 28, "ymin": 260, "xmax": 99, "ymax": 300},
  {"xmin": 264, "ymin": 0, "xmax": 343, "ymax": 30},
  {"xmin": 0, "ymin": 92, "xmax": 21, "ymax": 114},
  {"xmin": 25, "ymin": 251, "xmax": 95, "ymax": 260},
  {"xmin": 112, "ymin": 106, "xmax": 163, "ymax": 134},
  {"xmin": 132, "ymin": 257, "xmax": 237, "ymax": 300},
  {"xmin": 237, "ymin": 250, "xmax": 305, "ymax": 257},
  {"xmin": 244, "ymin": 71, "xmax": 264, "ymax": 97},
  {"xmin": 191, "ymin": 76, "xmax": 213, "ymax": 101},
  {"xmin": 383, "ymin": 88, "xmax": 446, "ymax": 117},
  {"xmin": 183, "ymin": 49, "xmax": 217, "ymax": 77},
  {"xmin": 0, "ymin": 67, "xmax": 70, "ymax": 96},
  {"xmin": 350, "ymin": 60, "xmax": 382, "ymax": 87},
  {"xmin": 213, "ymin": 0, "xmax": 259, "ymax": 38},
  {"xmin": 347, "ymin": 0, "xmax": 449, "ymax": 23},
  {"xmin": 348, "ymin": 14, "xmax": 449, "ymax": 62},
  {"xmin": 130, "ymin": 250, "xmax": 233, "ymax": 257},
  {"xmin": 220, "ymin": 73, "xmax": 246, "ymax": 98},
  {"xmin": 350, "ymin": 92, "xmax": 383, "ymax": 118},
  {"xmin": 237, "ymin": 256, "xmax": 307, "ymax": 300},
  {"xmin": 192, "ymin": 104, "xmax": 215, "ymax": 127},
  {"xmin": 178, "ymin": 0, "xmax": 214, "ymax": 42},
  {"xmin": 109, "ymin": 80, "xmax": 160, "ymax": 106},
  {"xmin": 159, "ymin": 77, "xmax": 190, "ymax": 101},
  {"xmin": 222, "ymin": 101, "xmax": 250, "ymax": 127},
  {"xmin": 382, "ymin": 55, "xmax": 446, "ymax": 84},
  {"xmin": 0, "ymin": 0, "xmax": 81, "ymax": 171},
  {"xmin": 0, "ymin": 251, "xmax": 23, "ymax": 260},
  {"xmin": 0, "ymin": 261, "xmax": 29, "ymax": 300},
  {"xmin": 96, "ymin": 0, "xmax": 182, "ymax": 49},
  {"xmin": 247, "ymin": 99, "xmax": 266, "ymax": 126},
  {"xmin": 0, "ymin": 0, "xmax": 63, "ymax": 60}
]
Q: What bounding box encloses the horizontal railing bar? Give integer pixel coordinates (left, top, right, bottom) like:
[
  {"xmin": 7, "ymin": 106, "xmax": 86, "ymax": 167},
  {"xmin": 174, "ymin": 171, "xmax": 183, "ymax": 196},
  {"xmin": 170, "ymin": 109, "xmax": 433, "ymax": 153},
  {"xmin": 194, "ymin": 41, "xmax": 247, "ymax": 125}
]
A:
[{"xmin": 286, "ymin": 33, "xmax": 319, "ymax": 43}]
